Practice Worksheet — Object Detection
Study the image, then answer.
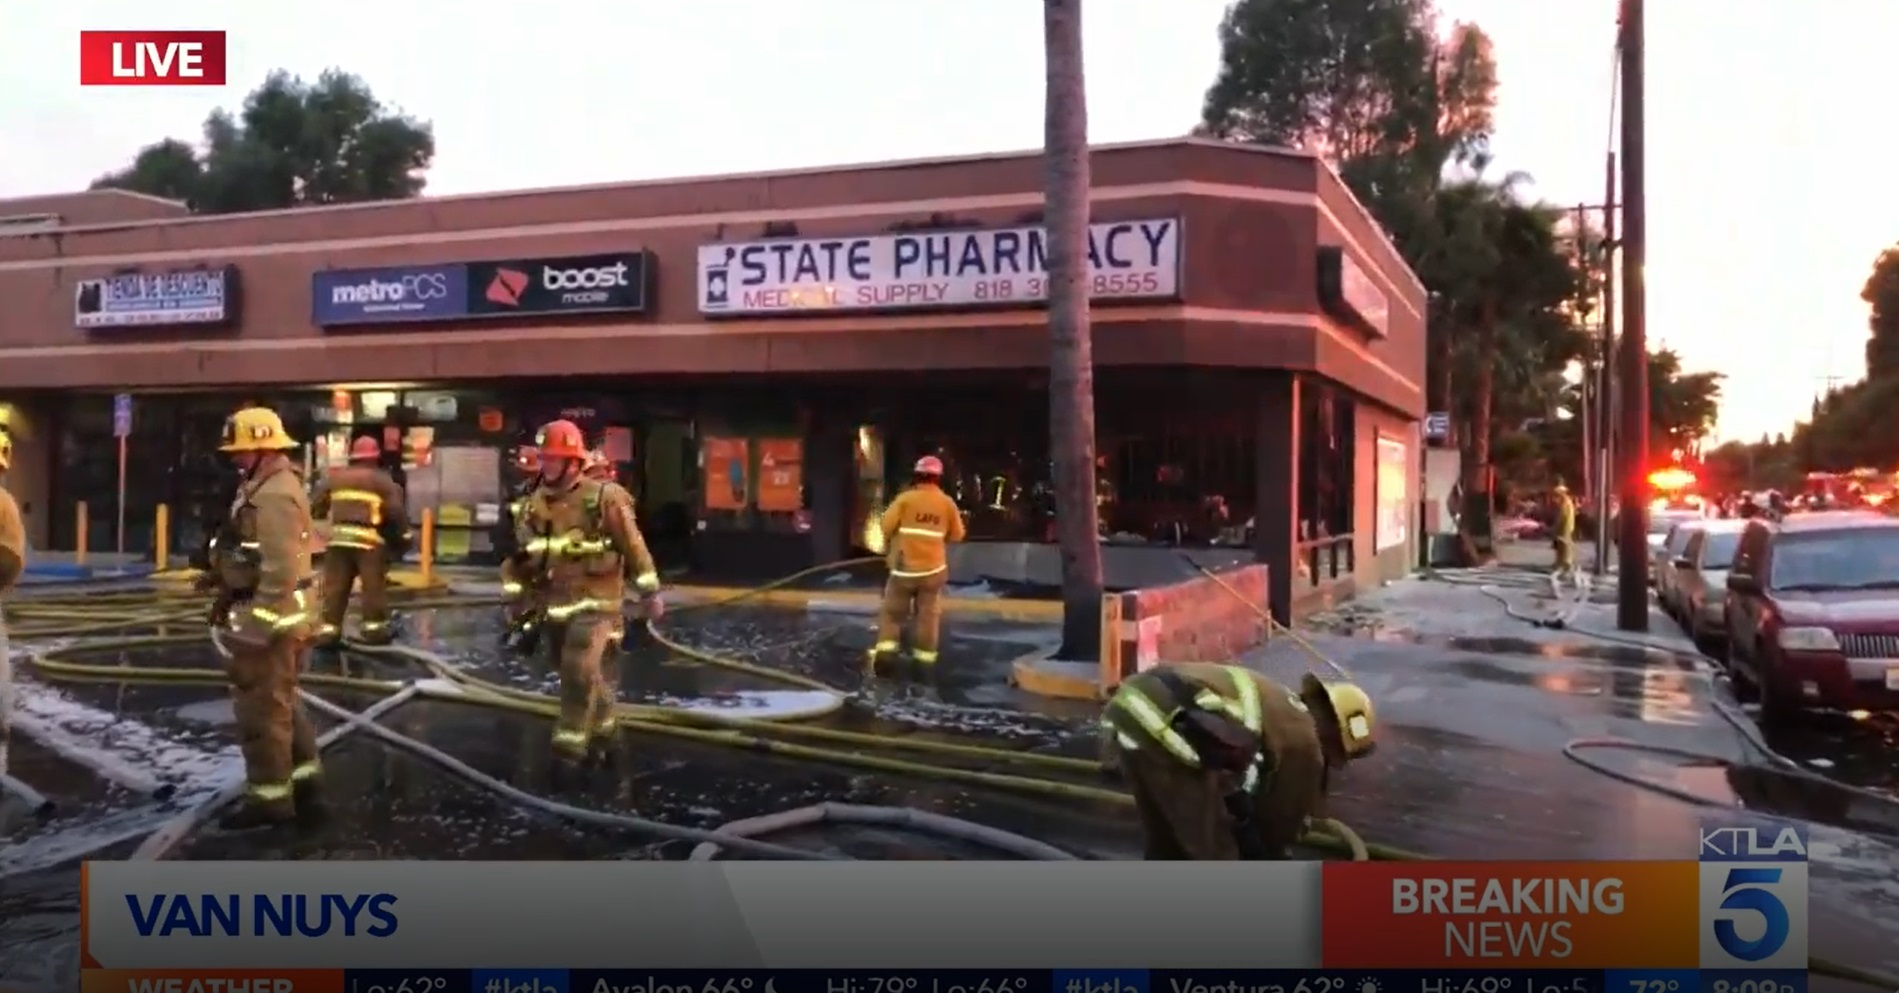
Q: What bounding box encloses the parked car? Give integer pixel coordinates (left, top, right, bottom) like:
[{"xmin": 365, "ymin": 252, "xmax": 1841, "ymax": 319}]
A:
[
  {"xmin": 1672, "ymin": 519, "xmax": 1746, "ymax": 650},
  {"xmin": 1653, "ymin": 520, "xmax": 1702, "ymax": 601},
  {"xmin": 1723, "ymin": 511, "xmax": 1899, "ymax": 722},
  {"xmin": 1645, "ymin": 510, "xmax": 1704, "ymax": 585}
]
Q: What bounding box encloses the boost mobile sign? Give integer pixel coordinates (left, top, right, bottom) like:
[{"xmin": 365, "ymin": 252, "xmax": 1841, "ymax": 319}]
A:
[{"xmin": 697, "ymin": 218, "xmax": 1180, "ymax": 316}]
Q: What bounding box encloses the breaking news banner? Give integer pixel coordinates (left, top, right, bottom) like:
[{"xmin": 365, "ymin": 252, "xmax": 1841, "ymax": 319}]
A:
[{"xmin": 76, "ymin": 849, "xmax": 1807, "ymax": 993}]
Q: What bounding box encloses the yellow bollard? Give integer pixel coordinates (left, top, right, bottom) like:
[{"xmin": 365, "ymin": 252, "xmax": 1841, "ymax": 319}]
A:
[
  {"xmin": 154, "ymin": 503, "xmax": 170, "ymax": 572},
  {"xmin": 75, "ymin": 501, "xmax": 88, "ymax": 566},
  {"xmin": 419, "ymin": 508, "xmax": 435, "ymax": 588}
]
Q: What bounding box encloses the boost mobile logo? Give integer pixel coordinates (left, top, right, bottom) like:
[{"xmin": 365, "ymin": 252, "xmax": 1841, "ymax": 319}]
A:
[{"xmin": 1698, "ymin": 821, "xmax": 1808, "ymax": 969}]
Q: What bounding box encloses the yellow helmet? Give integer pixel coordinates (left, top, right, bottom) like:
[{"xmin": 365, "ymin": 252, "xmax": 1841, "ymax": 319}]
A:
[
  {"xmin": 0, "ymin": 429, "xmax": 11, "ymax": 471},
  {"xmin": 219, "ymin": 407, "xmax": 298, "ymax": 452},
  {"xmin": 1301, "ymin": 673, "xmax": 1376, "ymax": 760}
]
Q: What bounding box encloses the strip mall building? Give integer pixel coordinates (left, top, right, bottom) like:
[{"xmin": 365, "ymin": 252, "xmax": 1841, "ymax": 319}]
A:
[{"xmin": 0, "ymin": 139, "xmax": 1425, "ymax": 619}]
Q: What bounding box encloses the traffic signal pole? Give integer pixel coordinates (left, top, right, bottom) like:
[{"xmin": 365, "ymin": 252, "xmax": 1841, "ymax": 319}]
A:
[{"xmin": 1614, "ymin": 0, "xmax": 1651, "ymax": 631}]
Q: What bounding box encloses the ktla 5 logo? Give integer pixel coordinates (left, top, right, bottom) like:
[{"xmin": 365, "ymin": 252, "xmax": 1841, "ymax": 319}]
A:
[
  {"xmin": 1698, "ymin": 823, "xmax": 1809, "ymax": 969},
  {"xmin": 80, "ymin": 31, "xmax": 227, "ymax": 86}
]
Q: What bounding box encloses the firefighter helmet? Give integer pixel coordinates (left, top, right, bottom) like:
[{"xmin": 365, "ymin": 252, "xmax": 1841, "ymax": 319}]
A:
[
  {"xmin": 1300, "ymin": 673, "xmax": 1376, "ymax": 760},
  {"xmin": 219, "ymin": 407, "xmax": 298, "ymax": 453},
  {"xmin": 535, "ymin": 419, "xmax": 587, "ymax": 461},
  {"xmin": 349, "ymin": 436, "xmax": 382, "ymax": 462},
  {"xmin": 512, "ymin": 445, "xmax": 541, "ymax": 475},
  {"xmin": 914, "ymin": 455, "xmax": 944, "ymax": 477}
]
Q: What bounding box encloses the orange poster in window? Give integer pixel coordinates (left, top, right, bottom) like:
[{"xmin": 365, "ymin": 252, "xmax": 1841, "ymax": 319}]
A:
[
  {"xmin": 756, "ymin": 438, "xmax": 804, "ymax": 512},
  {"xmin": 702, "ymin": 437, "xmax": 750, "ymax": 510}
]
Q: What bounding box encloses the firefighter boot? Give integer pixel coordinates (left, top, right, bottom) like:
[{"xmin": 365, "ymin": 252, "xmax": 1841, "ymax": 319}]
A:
[
  {"xmin": 293, "ymin": 776, "xmax": 329, "ymax": 825},
  {"xmin": 217, "ymin": 798, "xmax": 296, "ymax": 832}
]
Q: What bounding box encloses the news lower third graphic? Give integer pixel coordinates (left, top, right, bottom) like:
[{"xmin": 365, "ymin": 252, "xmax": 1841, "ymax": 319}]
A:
[
  {"xmin": 1695, "ymin": 820, "xmax": 1807, "ymax": 972},
  {"xmin": 77, "ymin": 859, "xmax": 1817, "ymax": 993}
]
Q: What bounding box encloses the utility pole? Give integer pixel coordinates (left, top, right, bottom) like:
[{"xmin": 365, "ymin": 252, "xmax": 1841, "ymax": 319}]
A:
[
  {"xmin": 1595, "ymin": 153, "xmax": 1617, "ymax": 577},
  {"xmin": 1574, "ymin": 204, "xmax": 1594, "ymax": 501},
  {"xmin": 1614, "ymin": 0, "xmax": 1651, "ymax": 631}
]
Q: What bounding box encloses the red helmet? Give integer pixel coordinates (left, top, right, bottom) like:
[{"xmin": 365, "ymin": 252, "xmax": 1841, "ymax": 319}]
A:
[
  {"xmin": 914, "ymin": 455, "xmax": 944, "ymax": 476},
  {"xmin": 512, "ymin": 445, "xmax": 541, "ymax": 475},
  {"xmin": 348, "ymin": 436, "xmax": 381, "ymax": 462},
  {"xmin": 536, "ymin": 419, "xmax": 587, "ymax": 461}
]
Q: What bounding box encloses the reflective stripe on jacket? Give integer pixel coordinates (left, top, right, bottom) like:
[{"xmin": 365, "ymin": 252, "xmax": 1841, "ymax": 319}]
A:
[
  {"xmin": 1106, "ymin": 664, "xmax": 1265, "ymax": 792},
  {"xmin": 879, "ymin": 484, "xmax": 965, "ymax": 577}
]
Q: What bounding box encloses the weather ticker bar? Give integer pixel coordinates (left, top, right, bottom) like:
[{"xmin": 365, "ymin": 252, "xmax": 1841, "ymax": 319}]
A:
[{"xmin": 76, "ymin": 969, "xmax": 1809, "ymax": 993}]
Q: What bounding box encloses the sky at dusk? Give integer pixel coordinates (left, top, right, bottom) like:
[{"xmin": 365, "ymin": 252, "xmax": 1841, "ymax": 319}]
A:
[{"xmin": 5, "ymin": 1, "xmax": 1890, "ymax": 443}]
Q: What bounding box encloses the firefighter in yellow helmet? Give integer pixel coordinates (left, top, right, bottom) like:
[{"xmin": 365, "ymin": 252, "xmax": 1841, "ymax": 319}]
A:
[
  {"xmin": 501, "ymin": 419, "xmax": 662, "ymax": 764},
  {"xmin": 1550, "ymin": 481, "xmax": 1579, "ymax": 590},
  {"xmin": 311, "ymin": 435, "xmax": 408, "ymax": 647},
  {"xmin": 0, "ymin": 425, "xmax": 25, "ymax": 758},
  {"xmin": 1101, "ymin": 663, "xmax": 1376, "ymax": 859},
  {"xmin": 204, "ymin": 406, "xmax": 324, "ymax": 829},
  {"xmin": 869, "ymin": 455, "xmax": 966, "ymax": 668}
]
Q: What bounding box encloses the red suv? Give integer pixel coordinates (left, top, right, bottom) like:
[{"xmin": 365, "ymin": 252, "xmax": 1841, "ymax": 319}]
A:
[{"xmin": 1723, "ymin": 511, "xmax": 1899, "ymax": 723}]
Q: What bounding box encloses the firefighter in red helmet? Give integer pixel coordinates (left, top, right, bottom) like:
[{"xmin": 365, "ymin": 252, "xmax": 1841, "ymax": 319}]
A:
[
  {"xmin": 501, "ymin": 419, "xmax": 662, "ymax": 764},
  {"xmin": 311, "ymin": 435, "xmax": 408, "ymax": 646},
  {"xmin": 869, "ymin": 454, "xmax": 965, "ymax": 668}
]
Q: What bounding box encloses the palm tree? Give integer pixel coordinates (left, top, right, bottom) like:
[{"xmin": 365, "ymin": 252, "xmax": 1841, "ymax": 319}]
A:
[
  {"xmin": 1418, "ymin": 175, "xmax": 1579, "ymax": 559},
  {"xmin": 1043, "ymin": 0, "xmax": 1104, "ymax": 659}
]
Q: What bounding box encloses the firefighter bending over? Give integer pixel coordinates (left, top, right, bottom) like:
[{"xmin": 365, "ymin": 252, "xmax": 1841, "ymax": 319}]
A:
[
  {"xmin": 501, "ymin": 420, "xmax": 663, "ymax": 763},
  {"xmin": 312, "ymin": 436, "xmax": 408, "ymax": 646},
  {"xmin": 870, "ymin": 455, "xmax": 966, "ymax": 667},
  {"xmin": 1102, "ymin": 663, "xmax": 1375, "ymax": 859},
  {"xmin": 203, "ymin": 407, "xmax": 325, "ymax": 829}
]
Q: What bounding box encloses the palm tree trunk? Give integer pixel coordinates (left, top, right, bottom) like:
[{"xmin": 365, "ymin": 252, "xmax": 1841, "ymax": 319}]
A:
[
  {"xmin": 1460, "ymin": 315, "xmax": 1498, "ymax": 561},
  {"xmin": 1043, "ymin": 0, "xmax": 1104, "ymax": 659}
]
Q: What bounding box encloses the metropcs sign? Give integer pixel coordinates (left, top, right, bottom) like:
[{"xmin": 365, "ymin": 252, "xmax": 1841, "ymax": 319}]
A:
[{"xmin": 697, "ymin": 218, "xmax": 1181, "ymax": 316}]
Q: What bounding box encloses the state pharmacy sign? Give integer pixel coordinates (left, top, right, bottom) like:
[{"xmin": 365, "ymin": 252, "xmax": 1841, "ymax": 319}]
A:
[{"xmin": 697, "ymin": 218, "xmax": 1180, "ymax": 316}]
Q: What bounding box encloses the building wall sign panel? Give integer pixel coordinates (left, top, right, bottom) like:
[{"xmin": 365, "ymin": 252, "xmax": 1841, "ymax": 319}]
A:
[
  {"xmin": 1316, "ymin": 246, "xmax": 1390, "ymax": 339},
  {"xmin": 313, "ymin": 252, "xmax": 650, "ymax": 329},
  {"xmin": 313, "ymin": 265, "xmax": 470, "ymax": 326},
  {"xmin": 465, "ymin": 252, "xmax": 650, "ymax": 318},
  {"xmin": 75, "ymin": 266, "xmax": 237, "ymax": 330},
  {"xmin": 697, "ymin": 218, "xmax": 1181, "ymax": 316}
]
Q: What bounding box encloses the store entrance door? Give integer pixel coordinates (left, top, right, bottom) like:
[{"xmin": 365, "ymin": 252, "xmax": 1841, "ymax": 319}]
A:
[
  {"xmin": 174, "ymin": 408, "xmax": 236, "ymax": 564},
  {"xmin": 639, "ymin": 417, "xmax": 695, "ymax": 569}
]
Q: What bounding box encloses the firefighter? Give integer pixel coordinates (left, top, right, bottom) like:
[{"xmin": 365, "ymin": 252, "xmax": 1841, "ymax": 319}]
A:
[
  {"xmin": 870, "ymin": 455, "xmax": 966, "ymax": 668},
  {"xmin": 311, "ymin": 436, "xmax": 408, "ymax": 646},
  {"xmin": 204, "ymin": 406, "xmax": 324, "ymax": 829},
  {"xmin": 1550, "ymin": 481, "xmax": 1578, "ymax": 590},
  {"xmin": 501, "ymin": 419, "xmax": 663, "ymax": 763},
  {"xmin": 0, "ymin": 427, "xmax": 21, "ymax": 593},
  {"xmin": 1100, "ymin": 663, "xmax": 1376, "ymax": 860},
  {"xmin": 0, "ymin": 427, "xmax": 25, "ymax": 761}
]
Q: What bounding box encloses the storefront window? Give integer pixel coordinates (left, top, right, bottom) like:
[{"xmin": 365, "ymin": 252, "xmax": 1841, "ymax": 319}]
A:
[
  {"xmin": 853, "ymin": 426, "xmax": 887, "ymax": 553},
  {"xmin": 909, "ymin": 390, "xmax": 1050, "ymax": 542},
  {"xmin": 1098, "ymin": 391, "xmax": 1256, "ymax": 547},
  {"xmin": 1298, "ymin": 381, "xmax": 1356, "ymax": 541},
  {"xmin": 695, "ymin": 391, "xmax": 802, "ymax": 535}
]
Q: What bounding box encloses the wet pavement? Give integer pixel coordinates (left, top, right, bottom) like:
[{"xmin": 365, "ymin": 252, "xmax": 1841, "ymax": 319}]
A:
[
  {"xmin": 4, "ymin": 576, "xmax": 1899, "ymax": 987},
  {"xmin": 1295, "ymin": 570, "xmax": 1899, "ymax": 980}
]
